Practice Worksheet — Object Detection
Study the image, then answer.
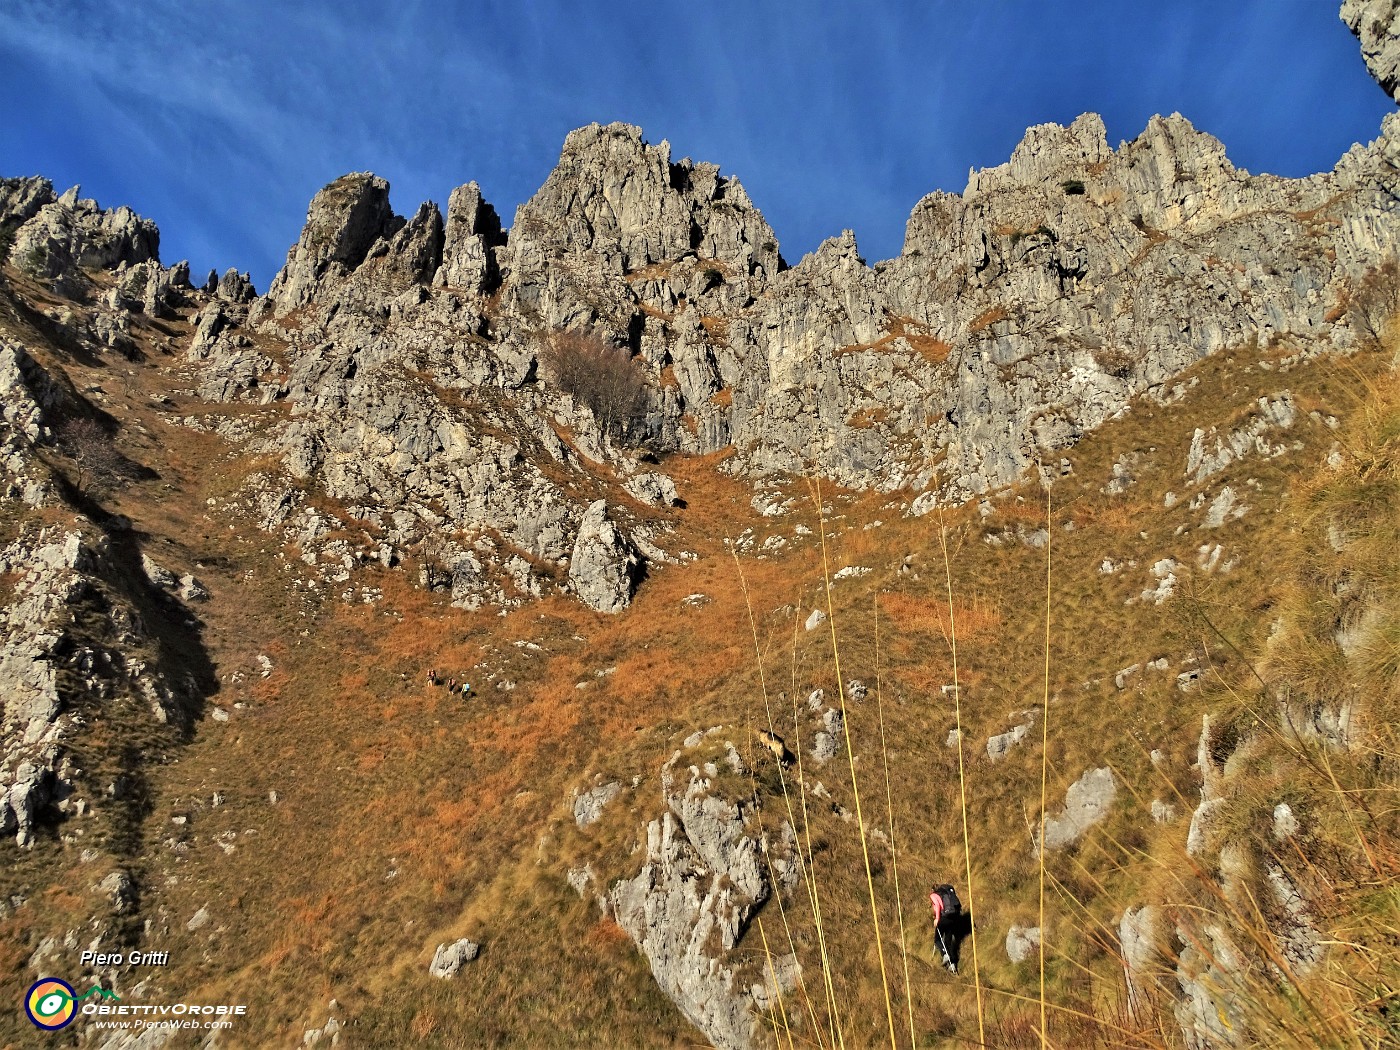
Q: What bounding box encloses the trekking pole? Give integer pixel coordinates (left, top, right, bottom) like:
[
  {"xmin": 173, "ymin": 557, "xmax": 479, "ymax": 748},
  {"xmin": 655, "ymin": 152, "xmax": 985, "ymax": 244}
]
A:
[{"xmin": 936, "ymin": 929, "xmax": 955, "ymax": 972}]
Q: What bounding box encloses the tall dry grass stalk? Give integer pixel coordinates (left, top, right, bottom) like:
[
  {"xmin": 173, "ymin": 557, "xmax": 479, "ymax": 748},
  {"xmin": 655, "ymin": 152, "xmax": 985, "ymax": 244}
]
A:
[
  {"xmin": 938, "ymin": 507, "xmax": 987, "ymax": 1045},
  {"xmin": 810, "ymin": 476, "xmax": 900, "ymax": 1050},
  {"xmin": 873, "ymin": 597, "xmax": 919, "ymax": 1049},
  {"xmin": 731, "ymin": 548, "xmax": 839, "ymax": 1047},
  {"xmin": 1038, "ymin": 479, "xmax": 1053, "ymax": 1049}
]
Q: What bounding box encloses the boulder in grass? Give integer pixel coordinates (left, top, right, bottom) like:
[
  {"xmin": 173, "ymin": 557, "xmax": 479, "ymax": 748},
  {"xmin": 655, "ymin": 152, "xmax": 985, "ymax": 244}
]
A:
[{"xmin": 429, "ymin": 938, "xmax": 480, "ymax": 978}]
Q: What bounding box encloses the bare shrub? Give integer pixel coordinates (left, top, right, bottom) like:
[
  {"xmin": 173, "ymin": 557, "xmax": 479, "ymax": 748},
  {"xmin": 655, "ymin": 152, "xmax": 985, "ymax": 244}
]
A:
[
  {"xmin": 1346, "ymin": 258, "xmax": 1400, "ymax": 352},
  {"xmin": 58, "ymin": 416, "xmax": 123, "ymax": 492},
  {"xmin": 541, "ymin": 330, "xmax": 649, "ymax": 440}
]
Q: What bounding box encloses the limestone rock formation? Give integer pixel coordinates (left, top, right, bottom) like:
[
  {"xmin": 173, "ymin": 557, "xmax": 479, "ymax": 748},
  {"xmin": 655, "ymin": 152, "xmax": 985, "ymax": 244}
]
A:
[
  {"xmin": 265, "ymin": 172, "xmax": 403, "ymax": 315},
  {"xmin": 1119, "ymin": 905, "xmax": 1165, "ymax": 1017},
  {"xmin": 0, "ymin": 176, "xmax": 57, "ymax": 234},
  {"xmin": 607, "ymin": 740, "xmax": 797, "ymax": 1050},
  {"xmin": 1005, "ymin": 924, "xmax": 1041, "ymax": 964},
  {"xmin": 0, "ymin": 338, "xmax": 65, "ymax": 507},
  {"xmin": 568, "ymin": 501, "xmax": 642, "ymax": 613},
  {"xmin": 144, "ymin": 27, "xmax": 1399, "ymax": 613},
  {"xmin": 573, "ymin": 780, "xmax": 622, "ymax": 826},
  {"xmin": 0, "ymin": 10, "xmax": 1392, "ymax": 1044},
  {"xmin": 1343, "ymin": 0, "xmax": 1400, "ymax": 105},
  {"xmin": 1038, "ymin": 767, "xmax": 1117, "ymax": 853},
  {"xmin": 429, "ymin": 938, "xmax": 481, "ymax": 978},
  {"xmin": 435, "ymin": 181, "xmax": 505, "ymax": 293},
  {"xmin": 0, "ymin": 525, "xmax": 195, "ymax": 846},
  {"xmin": 8, "ymin": 185, "xmax": 159, "ymax": 280}
]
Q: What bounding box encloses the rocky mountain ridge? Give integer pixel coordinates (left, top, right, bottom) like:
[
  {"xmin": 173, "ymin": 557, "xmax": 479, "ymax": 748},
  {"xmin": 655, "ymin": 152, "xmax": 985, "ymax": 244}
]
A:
[{"xmin": 12, "ymin": 61, "xmax": 1390, "ymax": 624}]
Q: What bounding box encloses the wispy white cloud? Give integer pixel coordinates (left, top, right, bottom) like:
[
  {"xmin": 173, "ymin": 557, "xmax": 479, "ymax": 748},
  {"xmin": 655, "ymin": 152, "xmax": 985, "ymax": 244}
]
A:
[{"xmin": 1, "ymin": 0, "xmax": 1390, "ymax": 284}]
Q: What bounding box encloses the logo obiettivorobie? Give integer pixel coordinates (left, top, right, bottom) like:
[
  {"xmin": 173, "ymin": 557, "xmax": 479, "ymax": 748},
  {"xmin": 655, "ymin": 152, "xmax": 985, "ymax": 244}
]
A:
[
  {"xmin": 25, "ymin": 978, "xmax": 77, "ymax": 1030},
  {"xmin": 24, "ymin": 978, "xmax": 118, "ymax": 1030}
]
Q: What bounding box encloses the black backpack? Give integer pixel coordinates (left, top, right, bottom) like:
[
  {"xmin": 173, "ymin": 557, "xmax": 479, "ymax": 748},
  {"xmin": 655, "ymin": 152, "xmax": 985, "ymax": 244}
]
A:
[{"xmin": 934, "ymin": 884, "xmax": 961, "ymax": 918}]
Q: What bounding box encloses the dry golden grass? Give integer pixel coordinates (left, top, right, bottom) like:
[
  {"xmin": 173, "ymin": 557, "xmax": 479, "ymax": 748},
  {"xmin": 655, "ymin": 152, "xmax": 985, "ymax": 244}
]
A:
[
  {"xmin": 846, "ymin": 405, "xmax": 890, "ymax": 430},
  {"xmin": 968, "ymin": 306, "xmax": 1010, "ymax": 333},
  {"xmin": 834, "ymin": 315, "xmax": 952, "ymax": 369}
]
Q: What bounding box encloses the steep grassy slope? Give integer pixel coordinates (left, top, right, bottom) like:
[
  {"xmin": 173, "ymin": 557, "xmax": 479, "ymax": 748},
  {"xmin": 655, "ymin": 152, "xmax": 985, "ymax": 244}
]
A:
[{"xmin": 0, "ymin": 243, "xmax": 1396, "ymax": 1048}]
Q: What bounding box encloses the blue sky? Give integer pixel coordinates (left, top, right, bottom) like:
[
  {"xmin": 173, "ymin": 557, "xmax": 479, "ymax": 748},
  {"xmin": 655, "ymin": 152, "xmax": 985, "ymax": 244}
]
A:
[{"xmin": 1, "ymin": 1, "xmax": 1392, "ymax": 290}]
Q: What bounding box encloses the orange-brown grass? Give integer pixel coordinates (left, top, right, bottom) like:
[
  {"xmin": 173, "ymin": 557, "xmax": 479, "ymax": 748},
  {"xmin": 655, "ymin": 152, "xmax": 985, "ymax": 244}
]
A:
[
  {"xmin": 877, "ymin": 591, "xmax": 1002, "ymax": 646},
  {"xmin": 847, "ymin": 405, "xmax": 890, "ymax": 429},
  {"xmin": 969, "ymin": 306, "xmax": 1010, "ymax": 333},
  {"xmin": 1065, "ymin": 498, "xmax": 1155, "ymax": 532},
  {"xmin": 700, "ymin": 314, "xmax": 730, "ymax": 338},
  {"xmin": 833, "ymin": 315, "xmax": 952, "ymax": 370}
]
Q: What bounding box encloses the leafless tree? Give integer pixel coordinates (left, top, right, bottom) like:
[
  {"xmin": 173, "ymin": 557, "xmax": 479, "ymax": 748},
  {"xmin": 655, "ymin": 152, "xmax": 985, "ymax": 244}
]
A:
[
  {"xmin": 58, "ymin": 416, "xmax": 123, "ymax": 493},
  {"xmin": 1347, "ymin": 258, "xmax": 1400, "ymax": 352},
  {"xmin": 540, "ymin": 330, "xmax": 649, "ymax": 440}
]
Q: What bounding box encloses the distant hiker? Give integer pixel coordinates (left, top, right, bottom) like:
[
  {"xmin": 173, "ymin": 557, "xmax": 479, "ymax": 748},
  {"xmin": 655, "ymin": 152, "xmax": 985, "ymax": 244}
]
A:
[
  {"xmin": 460, "ymin": 681, "xmax": 472, "ymax": 698},
  {"xmin": 758, "ymin": 729, "xmax": 795, "ymax": 768},
  {"xmin": 447, "ymin": 677, "xmax": 457, "ymax": 693},
  {"xmin": 427, "ymin": 668, "xmax": 439, "ymax": 687},
  {"xmin": 929, "ymin": 884, "xmax": 964, "ymax": 974}
]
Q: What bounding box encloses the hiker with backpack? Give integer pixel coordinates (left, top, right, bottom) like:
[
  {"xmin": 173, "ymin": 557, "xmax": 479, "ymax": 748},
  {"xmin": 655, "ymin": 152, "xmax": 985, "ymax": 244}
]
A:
[{"xmin": 929, "ymin": 884, "xmax": 964, "ymax": 974}]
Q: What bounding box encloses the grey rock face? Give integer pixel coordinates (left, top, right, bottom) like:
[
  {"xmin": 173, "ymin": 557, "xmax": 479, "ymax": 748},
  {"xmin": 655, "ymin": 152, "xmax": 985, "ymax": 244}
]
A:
[
  {"xmin": 0, "ymin": 523, "xmax": 191, "ymax": 847},
  {"xmin": 611, "ymin": 811, "xmax": 764, "ymax": 1049},
  {"xmin": 1271, "ymin": 802, "xmax": 1299, "ymax": 842},
  {"xmin": 435, "ymin": 181, "xmax": 504, "ymax": 293},
  {"xmin": 624, "ymin": 471, "xmax": 680, "ymax": 507},
  {"xmin": 1119, "ymin": 905, "xmax": 1164, "ymax": 1017},
  {"xmin": 429, "ymin": 938, "xmax": 481, "ymax": 978},
  {"xmin": 607, "ymin": 749, "xmax": 796, "ymax": 1050},
  {"xmin": 216, "ymin": 268, "xmax": 257, "ymax": 303},
  {"xmin": 1186, "ymin": 714, "xmax": 1232, "ymax": 858},
  {"xmin": 0, "ymin": 176, "xmax": 57, "ymax": 231},
  {"xmin": 141, "ymin": 553, "xmax": 179, "ymax": 590},
  {"xmin": 97, "ymin": 870, "xmax": 136, "ymax": 914},
  {"xmin": 1174, "ymin": 923, "xmax": 1246, "ymax": 1049},
  {"xmin": 810, "ymin": 707, "xmax": 844, "ymax": 765},
  {"xmin": 266, "ymin": 173, "xmax": 403, "ymax": 314},
  {"xmin": 987, "ymin": 714, "xmax": 1035, "ymax": 761},
  {"xmin": 1005, "ymin": 924, "xmax": 1041, "ymax": 963},
  {"xmin": 1266, "ymin": 863, "xmax": 1323, "ymax": 974},
  {"xmin": 508, "ymin": 121, "xmax": 780, "ymax": 282},
  {"xmin": 573, "ymin": 780, "xmax": 622, "ymax": 826},
  {"xmin": 1038, "ymin": 767, "xmax": 1116, "ymax": 853},
  {"xmin": 568, "ymin": 501, "xmax": 642, "ymax": 613},
  {"xmin": 157, "ymin": 1, "xmax": 1400, "ymax": 625},
  {"xmin": 1185, "ymin": 393, "xmax": 1296, "ymax": 485},
  {"xmin": 8, "ymin": 186, "xmax": 159, "ymax": 278},
  {"xmin": 1343, "ymin": 0, "xmax": 1400, "ymax": 105},
  {"xmin": 0, "ymin": 338, "xmax": 64, "ymax": 507}
]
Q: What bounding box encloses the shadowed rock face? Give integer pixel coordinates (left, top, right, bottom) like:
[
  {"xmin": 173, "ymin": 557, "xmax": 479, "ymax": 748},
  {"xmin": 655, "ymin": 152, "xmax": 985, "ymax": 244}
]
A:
[
  {"xmin": 1343, "ymin": 0, "xmax": 1400, "ymax": 106},
  {"xmin": 265, "ymin": 172, "xmax": 405, "ymax": 314}
]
